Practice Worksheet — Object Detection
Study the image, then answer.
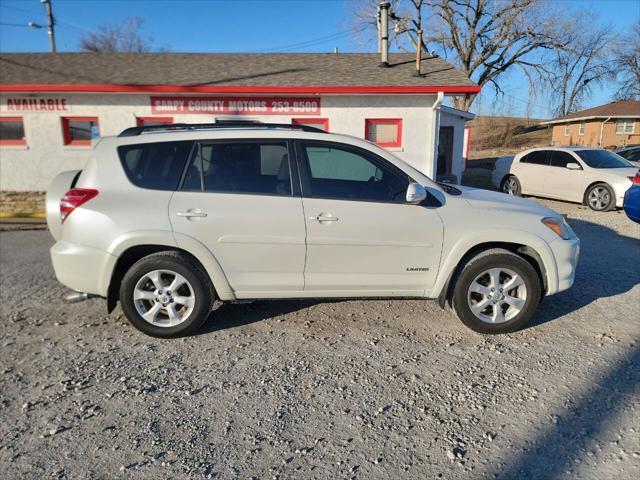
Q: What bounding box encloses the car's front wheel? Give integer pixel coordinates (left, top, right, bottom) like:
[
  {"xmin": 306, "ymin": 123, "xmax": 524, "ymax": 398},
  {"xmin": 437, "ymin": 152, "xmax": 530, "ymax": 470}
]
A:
[
  {"xmin": 586, "ymin": 183, "xmax": 615, "ymax": 211},
  {"xmin": 119, "ymin": 251, "xmax": 214, "ymax": 338},
  {"xmin": 500, "ymin": 175, "xmax": 521, "ymax": 196},
  {"xmin": 452, "ymin": 250, "xmax": 541, "ymax": 334}
]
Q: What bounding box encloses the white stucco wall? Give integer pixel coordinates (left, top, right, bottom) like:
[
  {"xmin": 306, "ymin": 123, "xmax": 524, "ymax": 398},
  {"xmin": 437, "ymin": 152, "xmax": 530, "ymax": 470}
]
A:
[{"xmin": 0, "ymin": 92, "xmax": 446, "ymax": 191}]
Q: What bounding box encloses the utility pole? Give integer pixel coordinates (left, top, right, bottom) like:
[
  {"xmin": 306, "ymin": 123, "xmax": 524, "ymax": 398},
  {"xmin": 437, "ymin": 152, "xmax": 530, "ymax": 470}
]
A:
[
  {"xmin": 414, "ymin": 0, "xmax": 423, "ymax": 77},
  {"xmin": 42, "ymin": 0, "xmax": 56, "ymax": 53}
]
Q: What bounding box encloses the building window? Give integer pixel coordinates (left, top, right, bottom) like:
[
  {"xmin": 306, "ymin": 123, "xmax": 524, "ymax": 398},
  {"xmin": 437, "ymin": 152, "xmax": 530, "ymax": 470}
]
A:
[
  {"xmin": 292, "ymin": 118, "xmax": 329, "ymax": 132},
  {"xmin": 62, "ymin": 117, "xmax": 99, "ymax": 146},
  {"xmin": 365, "ymin": 118, "xmax": 402, "ymax": 147},
  {"xmin": 615, "ymin": 119, "xmax": 635, "ymax": 134},
  {"xmin": 0, "ymin": 116, "xmax": 26, "ymax": 146},
  {"xmin": 136, "ymin": 116, "xmax": 174, "ymax": 127},
  {"xmin": 563, "ymin": 124, "xmax": 570, "ymax": 136},
  {"xmin": 578, "ymin": 122, "xmax": 585, "ymax": 135}
]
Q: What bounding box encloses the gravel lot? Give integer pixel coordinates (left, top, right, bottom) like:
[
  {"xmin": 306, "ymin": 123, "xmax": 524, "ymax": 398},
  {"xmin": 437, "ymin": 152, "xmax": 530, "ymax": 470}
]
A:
[{"xmin": 1, "ymin": 198, "xmax": 639, "ymax": 480}]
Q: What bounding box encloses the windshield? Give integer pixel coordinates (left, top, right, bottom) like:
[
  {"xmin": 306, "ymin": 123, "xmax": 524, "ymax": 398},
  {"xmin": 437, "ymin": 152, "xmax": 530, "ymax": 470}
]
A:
[{"xmin": 576, "ymin": 150, "xmax": 633, "ymax": 169}]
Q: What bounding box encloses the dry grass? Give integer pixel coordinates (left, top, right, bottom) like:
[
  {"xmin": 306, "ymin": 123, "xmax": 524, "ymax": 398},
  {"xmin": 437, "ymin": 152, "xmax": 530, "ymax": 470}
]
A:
[{"xmin": 468, "ymin": 115, "xmax": 552, "ymax": 161}]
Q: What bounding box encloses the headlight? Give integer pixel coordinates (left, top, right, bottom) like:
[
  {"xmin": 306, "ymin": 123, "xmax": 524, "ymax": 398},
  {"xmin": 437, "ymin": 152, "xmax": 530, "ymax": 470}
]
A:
[{"xmin": 542, "ymin": 217, "xmax": 574, "ymax": 240}]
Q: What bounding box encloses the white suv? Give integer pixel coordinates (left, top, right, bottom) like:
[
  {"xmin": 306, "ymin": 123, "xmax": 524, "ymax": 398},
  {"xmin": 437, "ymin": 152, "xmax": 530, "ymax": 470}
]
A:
[{"xmin": 47, "ymin": 122, "xmax": 579, "ymax": 337}]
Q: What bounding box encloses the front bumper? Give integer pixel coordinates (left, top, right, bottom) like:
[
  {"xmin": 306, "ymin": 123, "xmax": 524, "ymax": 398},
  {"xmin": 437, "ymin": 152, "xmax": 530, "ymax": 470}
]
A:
[
  {"xmin": 547, "ymin": 236, "xmax": 580, "ymax": 294},
  {"xmin": 50, "ymin": 241, "xmax": 115, "ymax": 296}
]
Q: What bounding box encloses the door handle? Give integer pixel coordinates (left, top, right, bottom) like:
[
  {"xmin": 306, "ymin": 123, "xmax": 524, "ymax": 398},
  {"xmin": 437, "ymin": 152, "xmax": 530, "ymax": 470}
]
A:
[
  {"xmin": 309, "ymin": 214, "xmax": 339, "ymax": 222},
  {"xmin": 176, "ymin": 209, "xmax": 208, "ymax": 218}
]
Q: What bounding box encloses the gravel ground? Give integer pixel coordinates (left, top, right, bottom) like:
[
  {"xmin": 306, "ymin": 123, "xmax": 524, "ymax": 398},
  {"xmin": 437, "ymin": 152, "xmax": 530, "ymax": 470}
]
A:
[{"xmin": 0, "ymin": 198, "xmax": 639, "ymax": 480}]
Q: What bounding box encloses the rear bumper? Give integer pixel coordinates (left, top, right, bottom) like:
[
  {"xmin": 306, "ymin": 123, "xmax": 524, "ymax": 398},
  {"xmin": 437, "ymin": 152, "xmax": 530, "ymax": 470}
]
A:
[
  {"xmin": 50, "ymin": 241, "xmax": 115, "ymax": 296},
  {"xmin": 613, "ymin": 182, "xmax": 633, "ymax": 208},
  {"xmin": 547, "ymin": 236, "xmax": 580, "ymax": 295}
]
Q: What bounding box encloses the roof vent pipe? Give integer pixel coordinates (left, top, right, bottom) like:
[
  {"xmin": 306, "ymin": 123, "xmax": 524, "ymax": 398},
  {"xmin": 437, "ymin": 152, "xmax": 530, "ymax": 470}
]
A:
[{"xmin": 379, "ymin": 2, "xmax": 390, "ymax": 67}]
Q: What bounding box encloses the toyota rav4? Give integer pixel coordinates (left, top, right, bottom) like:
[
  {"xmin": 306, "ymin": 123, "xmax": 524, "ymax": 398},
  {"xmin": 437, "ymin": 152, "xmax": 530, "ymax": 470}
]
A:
[{"xmin": 47, "ymin": 122, "xmax": 580, "ymax": 337}]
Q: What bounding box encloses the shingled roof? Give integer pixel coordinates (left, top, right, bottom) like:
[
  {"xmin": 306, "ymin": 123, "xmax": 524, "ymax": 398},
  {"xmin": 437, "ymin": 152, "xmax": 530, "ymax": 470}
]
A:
[
  {"xmin": 542, "ymin": 100, "xmax": 640, "ymax": 124},
  {"xmin": 0, "ymin": 52, "xmax": 478, "ymax": 93}
]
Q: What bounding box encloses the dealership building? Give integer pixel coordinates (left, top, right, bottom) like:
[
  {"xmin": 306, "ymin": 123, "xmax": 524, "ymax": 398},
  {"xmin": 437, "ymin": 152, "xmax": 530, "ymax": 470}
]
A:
[{"xmin": 0, "ymin": 52, "xmax": 478, "ymax": 208}]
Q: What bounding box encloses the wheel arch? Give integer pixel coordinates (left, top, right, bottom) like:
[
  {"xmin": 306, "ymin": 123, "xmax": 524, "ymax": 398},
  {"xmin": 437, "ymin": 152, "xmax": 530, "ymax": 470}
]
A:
[
  {"xmin": 104, "ymin": 232, "xmax": 235, "ymax": 313},
  {"xmin": 436, "ymin": 241, "xmax": 549, "ymax": 308}
]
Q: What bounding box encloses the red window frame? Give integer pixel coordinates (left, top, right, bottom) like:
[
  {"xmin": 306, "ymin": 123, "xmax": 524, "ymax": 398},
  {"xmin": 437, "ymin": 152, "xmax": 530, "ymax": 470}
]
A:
[
  {"xmin": 364, "ymin": 118, "xmax": 403, "ymax": 148},
  {"xmin": 61, "ymin": 116, "xmax": 99, "ymax": 146},
  {"xmin": 136, "ymin": 116, "xmax": 174, "ymax": 126},
  {"xmin": 0, "ymin": 116, "xmax": 27, "ymax": 146},
  {"xmin": 292, "ymin": 118, "xmax": 329, "ymax": 132}
]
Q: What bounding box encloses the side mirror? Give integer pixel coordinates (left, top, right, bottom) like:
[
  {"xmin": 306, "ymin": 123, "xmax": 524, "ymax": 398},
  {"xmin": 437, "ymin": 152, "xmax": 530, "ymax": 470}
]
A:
[
  {"xmin": 406, "ymin": 182, "xmax": 427, "ymax": 204},
  {"xmin": 566, "ymin": 163, "xmax": 582, "ymax": 170}
]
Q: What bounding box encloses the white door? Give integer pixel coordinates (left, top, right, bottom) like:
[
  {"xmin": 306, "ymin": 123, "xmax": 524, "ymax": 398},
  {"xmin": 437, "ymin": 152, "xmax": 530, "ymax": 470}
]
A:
[
  {"xmin": 297, "ymin": 141, "xmax": 444, "ymax": 295},
  {"xmin": 169, "ymin": 140, "xmax": 306, "ymax": 293},
  {"xmin": 545, "ymin": 150, "xmax": 586, "ymax": 202},
  {"xmin": 514, "ymin": 150, "xmax": 550, "ymax": 195}
]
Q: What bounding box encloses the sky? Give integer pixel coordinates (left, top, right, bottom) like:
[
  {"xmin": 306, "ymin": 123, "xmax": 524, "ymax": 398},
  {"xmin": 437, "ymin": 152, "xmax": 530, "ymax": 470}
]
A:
[{"xmin": 0, "ymin": 0, "xmax": 638, "ymax": 118}]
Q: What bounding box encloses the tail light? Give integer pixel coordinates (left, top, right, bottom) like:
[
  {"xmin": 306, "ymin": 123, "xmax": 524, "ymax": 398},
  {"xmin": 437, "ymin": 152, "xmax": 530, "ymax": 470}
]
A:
[
  {"xmin": 60, "ymin": 188, "xmax": 99, "ymax": 223},
  {"xmin": 632, "ymin": 172, "xmax": 640, "ymax": 185}
]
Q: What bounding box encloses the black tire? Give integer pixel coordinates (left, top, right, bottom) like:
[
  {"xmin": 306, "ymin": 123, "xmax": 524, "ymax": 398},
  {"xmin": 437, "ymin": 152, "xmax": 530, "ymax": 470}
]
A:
[
  {"xmin": 585, "ymin": 183, "xmax": 615, "ymax": 212},
  {"xmin": 452, "ymin": 249, "xmax": 541, "ymax": 334},
  {"xmin": 119, "ymin": 251, "xmax": 214, "ymax": 338},
  {"xmin": 500, "ymin": 175, "xmax": 521, "ymax": 196}
]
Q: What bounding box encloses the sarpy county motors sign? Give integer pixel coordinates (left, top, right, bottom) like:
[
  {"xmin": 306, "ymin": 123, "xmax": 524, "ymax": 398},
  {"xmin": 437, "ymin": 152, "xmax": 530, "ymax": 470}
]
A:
[{"xmin": 151, "ymin": 96, "xmax": 321, "ymax": 116}]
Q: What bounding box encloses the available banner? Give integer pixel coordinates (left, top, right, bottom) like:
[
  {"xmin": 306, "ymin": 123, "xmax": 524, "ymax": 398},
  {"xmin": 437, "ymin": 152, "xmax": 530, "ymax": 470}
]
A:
[
  {"xmin": 150, "ymin": 96, "xmax": 321, "ymax": 115},
  {"xmin": 2, "ymin": 97, "xmax": 69, "ymax": 112}
]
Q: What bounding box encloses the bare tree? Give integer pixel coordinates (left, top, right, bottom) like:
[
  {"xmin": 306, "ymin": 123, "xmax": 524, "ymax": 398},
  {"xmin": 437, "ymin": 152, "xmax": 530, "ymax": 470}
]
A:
[
  {"xmin": 548, "ymin": 16, "xmax": 615, "ymax": 116},
  {"xmin": 80, "ymin": 17, "xmax": 157, "ymax": 53},
  {"xmin": 353, "ymin": 0, "xmax": 566, "ymax": 111},
  {"xmin": 612, "ymin": 20, "xmax": 640, "ymax": 100}
]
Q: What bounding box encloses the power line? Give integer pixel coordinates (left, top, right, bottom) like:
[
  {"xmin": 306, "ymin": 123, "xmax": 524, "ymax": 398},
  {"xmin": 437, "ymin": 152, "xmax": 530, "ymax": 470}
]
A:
[
  {"xmin": 260, "ymin": 26, "xmax": 367, "ymax": 53},
  {"xmin": 0, "ymin": 4, "xmax": 41, "ymax": 16},
  {"xmin": 0, "ymin": 2, "xmax": 92, "ymax": 35},
  {"xmin": 0, "ymin": 22, "xmax": 40, "ymax": 28}
]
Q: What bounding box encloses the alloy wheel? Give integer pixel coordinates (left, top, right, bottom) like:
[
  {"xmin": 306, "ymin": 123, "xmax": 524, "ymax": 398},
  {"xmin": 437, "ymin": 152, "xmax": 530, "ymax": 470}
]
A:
[
  {"xmin": 133, "ymin": 269, "xmax": 195, "ymax": 327},
  {"xmin": 467, "ymin": 267, "xmax": 527, "ymax": 324},
  {"xmin": 502, "ymin": 177, "xmax": 518, "ymax": 195},
  {"xmin": 588, "ymin": 187, "xmax": 610, "ymax": 210}
]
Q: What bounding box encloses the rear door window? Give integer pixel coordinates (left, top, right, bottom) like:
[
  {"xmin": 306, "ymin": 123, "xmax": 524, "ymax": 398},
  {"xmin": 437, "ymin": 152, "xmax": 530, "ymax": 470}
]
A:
[
  {"xmin": 549, "ymin": 151, "xmax": 579, "ymax": 168},
  {"xmin": 520, "ymin": 151, "xmax": 550, "ymax": 165},
  {"xmin": 181, "ymin": 141, "xmax": 292, "ymax": 195},
  {"xmin": 118, "ymin": 141, "xmax": 193, "ymax": 190}
]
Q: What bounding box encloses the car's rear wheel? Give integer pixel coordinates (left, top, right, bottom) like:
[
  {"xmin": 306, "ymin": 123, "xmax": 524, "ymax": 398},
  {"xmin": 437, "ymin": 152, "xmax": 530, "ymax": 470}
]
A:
[
  {"xmin": 119, "ymin": 251, "xmax": 214, "ymax": 338},
  {"xmin": 501, "ymin": 175, "xmax": 521, "ymax": 196},
  {"xmin": 453, "ymin": 250, "xmax": 541, "ymax": 334},
  {"xmin": 586, "ymin": 183, "xmax": 615, "ymax": 211}
]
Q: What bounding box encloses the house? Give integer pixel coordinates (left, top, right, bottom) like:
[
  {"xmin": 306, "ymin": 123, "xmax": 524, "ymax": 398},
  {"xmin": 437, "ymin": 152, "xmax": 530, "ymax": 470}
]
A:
[
  {"xmin": 542, "ymin": 99, "xmax": 640, "ymax": 148},
  {"xmin": 0, "ymin": 51, "xmax": 479, "ymax": 211}
]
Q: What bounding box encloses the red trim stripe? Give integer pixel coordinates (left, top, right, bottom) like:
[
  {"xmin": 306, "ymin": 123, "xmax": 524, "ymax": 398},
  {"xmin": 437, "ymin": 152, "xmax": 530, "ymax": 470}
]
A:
[{"xmin": 0, "ymin": 84, "xmax": 481, "ymax": 94}]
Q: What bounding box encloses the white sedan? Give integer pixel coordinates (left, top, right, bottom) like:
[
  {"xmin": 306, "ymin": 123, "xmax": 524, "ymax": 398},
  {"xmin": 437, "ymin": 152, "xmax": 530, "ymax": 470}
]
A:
[{"xmin": 492, "ymin": 147, "xmax": 638, "ymax": 211}]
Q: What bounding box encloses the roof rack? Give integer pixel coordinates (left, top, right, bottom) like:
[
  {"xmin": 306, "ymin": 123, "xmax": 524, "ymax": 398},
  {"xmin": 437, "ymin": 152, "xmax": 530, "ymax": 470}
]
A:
[{"xmin": 118, "ymin": 121, "xmax": 327, "ymax": 137}]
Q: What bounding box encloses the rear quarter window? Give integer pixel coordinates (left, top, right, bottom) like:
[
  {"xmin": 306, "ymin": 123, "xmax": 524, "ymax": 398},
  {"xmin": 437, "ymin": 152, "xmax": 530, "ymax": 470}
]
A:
[{"xmin": 117, "ymin": 141, "xmax": 193, "ymax": 190}]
